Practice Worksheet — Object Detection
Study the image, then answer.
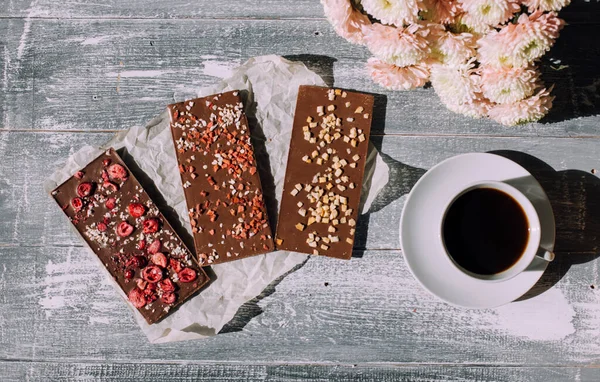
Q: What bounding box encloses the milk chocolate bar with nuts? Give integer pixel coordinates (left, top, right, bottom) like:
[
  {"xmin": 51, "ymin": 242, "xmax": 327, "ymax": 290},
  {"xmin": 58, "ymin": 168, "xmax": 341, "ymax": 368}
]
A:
[
  {"xmin": 168, "ymin": 91, "xmax": 274, "ymax": 265},
  {"xmin": 51, "ymin": 148, "xmax": 210, "ymax": 324},
  {"xmin": 275, "ymin": 86, "xmax": 374, "ymax": 259}
]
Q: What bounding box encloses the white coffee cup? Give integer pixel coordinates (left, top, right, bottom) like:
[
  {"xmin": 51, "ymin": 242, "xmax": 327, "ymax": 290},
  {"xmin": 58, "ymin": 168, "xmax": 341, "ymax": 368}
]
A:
[{"xmin": 440, "ymin": 180, "xmax": 554, "ymax": 282}]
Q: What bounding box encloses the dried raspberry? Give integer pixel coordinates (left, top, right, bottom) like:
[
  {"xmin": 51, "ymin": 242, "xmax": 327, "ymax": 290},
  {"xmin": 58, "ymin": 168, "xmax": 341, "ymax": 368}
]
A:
[
  {"xmin": 178, "ymin": 268, "xmax": 197, "ymax": 283},
  {"xmin": 74, "ymin": 171, "xmax": 84, "ymax": 179},
  {"xmin": 161, "ymin": 292, "xmax": 176, "ymax": 304},
  {"xmin": 141, "ymin": 265, "xmax": 164, "ymax": 283},
  {"xmin": 146, "ymin": 293, "xmax": 158, "ymax": 303},
  {"xmin": 108, "ymin": 163, "xmax": 128, "ymax": 181},
  {"xmin": 137, "ymin": 240, "xmax": 146, "ymax": 250},
  {"xmin": 126, "ymin": 255, "xmax": 147, "ymax": 269},
  {"xmin": 136, "ymin": 279, "xmax": 148, "ymax": 290},
  {"xmin": 147, "ymin": 239, "xmax": 161, "ymax": 254},
  {"xmin": 124, "ymin": 269, "xmax": 134, "ymax": 280},
  {"xmin": 105, "ymin": 197, "xmax": 116, "ymax": 210},
  {"xmin": 128, "ymin": 203, "xmax": 146, "ymax": 218},
  {"xmin": 144, "ymin": 282, "xmax": 157, "ymax": 295},
  {"xmin": 158, "ymin": 278, "xmax": 175, "ymax": 292},
  {"xmin": 143, "ymin": 218, "xmax": 159, "ymax": 234},
  {"xmin": 151, "ymin": 252, "xmax": 168, "ymax": 268},
  {"xmin": 128, "ymin": 287, "xmax": 146, "ymax": 308},
  {"xmin": 169, "ymin": 259, "xmax": 183, "ymax": 273},
  {"xmin": 103, "ymin": 181, "xmax": 119, "ymax": 192},
  {"xmin": 76, "ymin": 182, "xmax": 94, "ymax": 197},
  {"xmin": 71, "ymin": 197, "xmax": 83, "ymax": 212},
  {"xmin": 102, "ymin": 159, "xmax": 111, "ymax": 167},
  {"xmin": 116, "ymin": 221, "xmax": 134, "ymax": 237},
  {"xmin": 101, "ymin": 169, "xmax": 109, "ymax": 182},
  {"xmin": 97, "ymin": 222, "xmax": 107, "ymax": 232}
]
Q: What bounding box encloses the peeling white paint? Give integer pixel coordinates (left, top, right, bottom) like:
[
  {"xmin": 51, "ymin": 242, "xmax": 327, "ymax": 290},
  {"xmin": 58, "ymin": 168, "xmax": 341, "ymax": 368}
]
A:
[
  {"xmin": 202, "ymin": 61, "xmax": 237, "ymax": 78},
  {"xmin": 80, "ymin": 36, "xmax": 112, "ymax": 46},
  {"xmin": 494, "ymin": 288, "xmax": 576, "ymax": 341}
]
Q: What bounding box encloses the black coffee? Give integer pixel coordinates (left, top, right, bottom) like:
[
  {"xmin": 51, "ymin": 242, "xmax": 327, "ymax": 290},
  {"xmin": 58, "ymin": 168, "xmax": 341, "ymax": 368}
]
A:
[{"xmin": 442, "ymin": 188, "xmax": 529, "ymax": 275}]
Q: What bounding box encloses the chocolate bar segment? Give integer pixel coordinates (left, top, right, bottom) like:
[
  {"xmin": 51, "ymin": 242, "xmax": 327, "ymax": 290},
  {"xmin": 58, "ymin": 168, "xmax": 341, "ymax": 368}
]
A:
[
  {"xmin": 275, "ymin": 86, "xmax": 374, "ymax": 259},
  {"xmin": 168, "ymin": 91, "xmax": 274, "ymax": 265},
  {"xmin": 51, "ymin": 148, "xmax": 209, "ymax": 324}
]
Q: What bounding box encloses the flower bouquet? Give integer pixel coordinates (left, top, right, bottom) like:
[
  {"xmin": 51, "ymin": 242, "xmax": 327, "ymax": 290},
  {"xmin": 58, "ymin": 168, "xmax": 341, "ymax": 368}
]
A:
[{"xmin": 321, "ymin": 0, "xmax": 568, "ymax": 126}]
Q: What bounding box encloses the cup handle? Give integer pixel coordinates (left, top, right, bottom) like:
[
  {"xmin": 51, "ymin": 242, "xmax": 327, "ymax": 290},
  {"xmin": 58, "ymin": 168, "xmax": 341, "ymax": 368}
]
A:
[{"xmin": 537, "ymin": 250, "xmax": 555, "ymax": 262}]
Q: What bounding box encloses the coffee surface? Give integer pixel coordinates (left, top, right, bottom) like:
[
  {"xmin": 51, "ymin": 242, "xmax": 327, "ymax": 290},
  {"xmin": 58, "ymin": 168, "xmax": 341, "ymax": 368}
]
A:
[{"xmin": 443, "ymin": 188, "xmax": 529, "ymax": 275}]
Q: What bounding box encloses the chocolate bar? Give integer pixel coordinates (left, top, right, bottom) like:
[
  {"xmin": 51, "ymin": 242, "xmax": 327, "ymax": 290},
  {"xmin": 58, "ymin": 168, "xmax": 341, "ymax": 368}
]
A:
[
  {"xmin": 168, "ymin": 91, "xmax": 274, "ymax": 265},
  {"xmin": 51, "ymin": 148, "xmax": 209, "ymax": 324},
  {"xmin": 275, "ymin": 86, "xmax": 374, "ymax": 259}
]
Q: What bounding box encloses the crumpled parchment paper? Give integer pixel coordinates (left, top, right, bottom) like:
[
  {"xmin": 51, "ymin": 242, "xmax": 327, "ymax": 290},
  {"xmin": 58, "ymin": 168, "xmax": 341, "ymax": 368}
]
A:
[{"xmin": 45, "ymin": 55, "xmax": 389, "ymax": 343}]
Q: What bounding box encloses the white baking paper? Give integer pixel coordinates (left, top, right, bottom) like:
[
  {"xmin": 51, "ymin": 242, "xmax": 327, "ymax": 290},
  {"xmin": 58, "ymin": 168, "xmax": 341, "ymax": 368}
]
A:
[{"xmin": 45, "ymin": 55, "xmax": 389, "ymax": 342}]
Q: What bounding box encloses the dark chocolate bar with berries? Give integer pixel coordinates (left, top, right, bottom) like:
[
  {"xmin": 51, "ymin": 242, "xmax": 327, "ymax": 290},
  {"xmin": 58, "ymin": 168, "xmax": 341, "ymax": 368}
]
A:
[
  {"xmin": 168, "ymin": 91, "xmax": 274, "ymax": 265},
  {"xmin": 275, "ymin": 86, "xmax": 374, "ymax": 259},
  {"xmin": 51, "ymin": 148, "xmax": 209, "ymax": 324}
]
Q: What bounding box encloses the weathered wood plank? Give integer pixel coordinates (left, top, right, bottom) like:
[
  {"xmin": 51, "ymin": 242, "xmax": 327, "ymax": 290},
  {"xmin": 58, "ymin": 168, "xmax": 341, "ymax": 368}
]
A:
[
  {"xmin": 1, "ymin": 245, "xmax": 599, "ymax": 365},
  {"xmin": 1, "ymin": 0, "xmax": 598, "ymax": 21},
  {"xmin": 2, "ymin": 131, "xmax": 600, "ymax": 253},
  {"xmin": 1, "ymin": 18, "xmax": 600, "ymax": 136},
  {"xmin": 1, "ymin": 361, "xmax": 597, "ymax": 382}
]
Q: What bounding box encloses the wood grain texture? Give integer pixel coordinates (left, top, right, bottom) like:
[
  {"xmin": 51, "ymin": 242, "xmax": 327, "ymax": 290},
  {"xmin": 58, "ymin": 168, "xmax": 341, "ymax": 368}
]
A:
[
  {"xmin": 1, "ymin": 16, "xmax": 600, "ymax": 136},
  {"xmin": 2, "ymin": 361, "xmax": 598, "ymax": 382},
  {"xmin": 1, "ymin": 245, "xmax": 600, "ymax": 365}
]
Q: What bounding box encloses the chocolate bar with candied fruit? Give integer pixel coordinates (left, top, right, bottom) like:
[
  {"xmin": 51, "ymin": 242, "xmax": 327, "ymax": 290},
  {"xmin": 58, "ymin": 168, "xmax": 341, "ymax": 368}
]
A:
[
  {"xmin": 51, "ymin": 148, "xmax": 209, "ymax": 324},
  {"xmin": 168, "ymin": 91, "xmax": 275, "ymax": 265}
]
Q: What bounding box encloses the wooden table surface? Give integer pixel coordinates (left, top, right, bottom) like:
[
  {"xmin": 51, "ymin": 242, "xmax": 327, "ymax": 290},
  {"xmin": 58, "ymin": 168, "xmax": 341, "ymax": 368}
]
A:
[{"xmin": 2, "ymin": 1, "xmax": 600, "ymax": 381}]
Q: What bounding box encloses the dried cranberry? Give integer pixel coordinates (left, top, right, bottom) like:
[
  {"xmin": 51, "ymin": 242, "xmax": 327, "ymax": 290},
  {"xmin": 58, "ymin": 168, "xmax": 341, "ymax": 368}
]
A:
[
  {"xmin": 71, "ymin": 197, "xmax": 83, "ymax": 211},
  {"xmin": 116, "ymin": 221, "xmax": 134, "ymax": 237},
  {"xmin": 137, "ymin": 240, "xmax": 146, "ymax": 250},
  {"xmin": 147, "ymin": 239, "xmax": 161, "ymax": 254},
  {"xmin": 101, "ymin": 169, "xmax": 109, "ymax": 182},
  {"xmin": 128, "ymin": 203, "xmax": 146, "ymax": 218},
  {"xmin": 161, "ymin": 292, "xmax": 176, "ymax": 304},
  {"xmin": 126, "ymin": 255, "xmax": 147, "ymax": 269},
  {"xmin": 76, "ymin": 182, "xmax": 94, "ymax": 197},
  {"xmin": 102, "ymin": 159, "xmax": 111, "ymax": 167},
  {"xmin": 158, "ymin": 278, "xmax": 175, "ymax": 292},
  {"xmin": 97, "ymin": 222, "xmax": 107, "ymax": 232},
  {"xmin": 169, "ymin": 259, "xmax": 183, "ymax": 273},
  {"xmin": 178, "ymin": 268, "xmax": 197, "ymax": 283},
  {"xmin": 143, "ymin": 218, "xmax": 159, "ymax": 234},
  {"xmin": 74, "ymin": 171, "xmax": 84, "ymax": 179},
  {"xmin": 108, "ymin": 164, "xmax": 128, "ymax": 181},
  {"xmin": 105, "ymin": 197, "xmax": 116, "ymax": 210},
  {"xmin": 141, "ymin": 265, "xmax": 164, "ymax": 283},
  {"xmin": 103, "ymin": 181, "xmax": 119, "ymax": 192},
  {"xmin": 146, "ymin": 293, "xmax": 158, "ymax": 303},
  {"xmin": 145, "ymin": 282, "xmax": 157, "ymax": 292},
  {"xmin": 136, "ymin": 279, "xmax": 147, "ymax": 290},
  {"xmin": 124, "ymin": 269, "xmax": 134, "ymax": 279},
  {"xmin": 151, "ymin": 252, "xmax": 168, "ymax": 268},
  {"xmin": 128, "ymin": 288, "xmax": 146, "ymax": 308}
]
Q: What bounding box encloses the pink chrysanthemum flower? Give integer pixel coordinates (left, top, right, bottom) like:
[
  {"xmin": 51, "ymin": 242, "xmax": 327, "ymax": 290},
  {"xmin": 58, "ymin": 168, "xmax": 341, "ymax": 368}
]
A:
[
  {"xmin": 480, "ymin": 65, "xmax": 540, "ymax": 104},
  {"xmin": 458, "ymin": 0, "xmax": 520, "ymax": 27},
  {"xmin": 363, "ymin": 23, "xmax": 430, "ymax": 67},
  {"xmin": 420, "ymin": 0, "xmax": 461, "ymax": 24},
  {"xmin": 488, "ymin": 87, "xmax": 554, "ymax": 125},
  {"xmin": 453, "ymin": 12, "xmax": 493, "ymax": 36},
  {"xmin": 321, "ymin": 0, "xmax": 372, "ymax": 44},
  {"xmin": 361, "ymin": 0, "xmax": 422, "ymax": 26},
  {"xmin": 523, "ymin": 0, "xmax": 570, "ymax": 12},
  {"xmin": 427, "ymin": 27, "xmax": 476, "ymax": 67},
  {"xmin": 430, "ymin": 61, "xmax": 489, "ymax": 118},
  {"xmin": 478, "ymin": 11, "xmax": 564, "ymax": 68},
  {"xmin": 367, "ymin": 57, "xmax": 430, "ymax": 90}
]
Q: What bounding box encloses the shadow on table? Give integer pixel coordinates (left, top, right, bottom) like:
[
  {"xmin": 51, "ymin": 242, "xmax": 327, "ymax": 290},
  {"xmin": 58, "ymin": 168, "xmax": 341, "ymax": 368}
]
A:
[
  {"xmin": 540, "ymin": 3, "xmax": 600, "ymax": 123},
  {"xmin": 491, "ymin": 151, "xmax": 600, "ymax": 301},
  {"xmin": 283, "ymin": 54, "xmax": 337, "ymax": 87}
]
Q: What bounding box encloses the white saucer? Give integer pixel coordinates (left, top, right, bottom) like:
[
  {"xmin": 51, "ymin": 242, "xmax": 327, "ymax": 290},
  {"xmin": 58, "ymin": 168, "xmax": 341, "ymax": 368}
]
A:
[{"xmin": 399, "ymin": 153, "xmax": 556, "ymax": 308}]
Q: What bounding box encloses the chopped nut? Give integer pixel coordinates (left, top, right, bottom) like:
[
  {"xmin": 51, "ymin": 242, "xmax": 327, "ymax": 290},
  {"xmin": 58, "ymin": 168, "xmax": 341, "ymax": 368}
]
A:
[
  {"xmin": 340, "ymin": 217, "xmax": 347, "ymax": 224},
  {"xmin": 307, "ymin": 217, "xmax": 316, "ymax": 225},
  {"xmin": 352, "ymin": 154, "xmax": 360, "ymax": 161},
  {"xmin": 349, "ymin": 183, "xmax": 355, "ymax": 189},
  {"xmin": 306, "ymin": 116, "xmax": 313, "ymax": 123},
  {"xmin": 302, "ymin": 125, "xmax": 309, "ymax": 132},
  {"xmin": 276, "ymin": 238, "xmax": 283, "ymax": 245},
  {"xmin": 347, "ymin": 117, "xmax": 354, "ymax": 122},
  {"xmin": 295, "ymin": 183, "xmax": 303, "ymax": 191},
  {"xmin": 295, "ymin": 223, "xmax": 305, "ymax": 231},
  {"xmin": 346, "ymin": 238, "xmax": 354, "ymax": 244},
  {"xmin": 297, "ymin": 201, "xmax": 304, "ymax": 208},
  {"xmin": 311, "ymin": 150, "xmax": 319, "ymax": 158},
  {"xmin": 355, "ymin": 106, "xmax": 364, "ymax": 113},
  {"xmin": 345, "ymin": 101, "xmax": 351, "ymax": 108},
  {"xmin": 316, "ymin": 158, "xmax": 323, "ymax": 165},
  {"xmin": 321, "ymin": 244, "xmax": 329, "ymax": 251},
  {"xmin": 351, "ymin": 139, "xmax": 357, "ymax": 147},
  {"xmin": 319, "ymin": 177, "xmax": 326, "ymax": 183},
  {"xmin": 350, "ymin": 228, "xmax": 355, "ymax": 235},
  {"xmin": 348, "ymin": 218, "xmax": 356, "ymax": 226},
  {"xmin": 327, "ymin": 104, "xmax": 336, "ymax": 111},
  {"xmin": 343, "ymin": 136, "xmax": 350, "ymax": 143},
  {"xmin": 290, "ymin": 188, "xmax": 299, "ymax": 196},
  {"xmin": 328, "ymin": 226, "xmax": 337, "ymax": 233},
  {"xmin": 313, "ymin": 249, "xmax": 319, "ymax": 256},
  {"xmin": 349, "ymin": 163, "xmax": 357, "ymax": 169},
  {"xmin": 309, "ymin": 122, "xmax": 318, "ymax": 128},
  {"xmin": 317, "ymin": 105, "xmax": 324, "ymax": 114},
  {"xmin": 358, "ymin": 134, "xmax": 366, "ymax": 142},
  {"xmin": 298, "ymin": 208, "xmax": 307, "ymax": 217},
  {"xmin": 330, "ymin": 236, "xmax": 340, "ymax": 243},
  {"xmin": 342, "ymin": 91, "xmax": 348, "ymax": 98},
  {"xmin": 302, "ymin": 155, "xmax": 311, "ymax": 163},
  {"xmin": 308, "ymin": 241, "xmax": 318, "ymax": 248},
  {"xmin": 334, "ymin": 169, "xmax": 343, "ymax": 177},
  {"xmin": 305, "ymin": 184, "xmax": 313, "ymax": 192},
  {"xmin": 363, "ymin": 113, "xmax": 369, "ymax": 119},
  {"xmin": 335, "ymin": 89, "xmax": 342, "ymax": 95},
  {"xmin": 337, "ymin": 185, "xmax": 346, "ymax": 192}
]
